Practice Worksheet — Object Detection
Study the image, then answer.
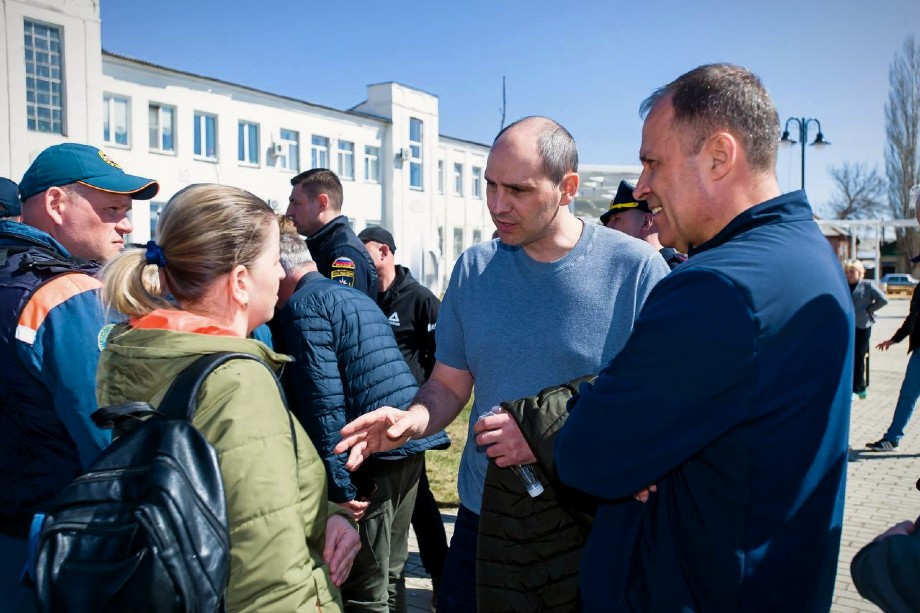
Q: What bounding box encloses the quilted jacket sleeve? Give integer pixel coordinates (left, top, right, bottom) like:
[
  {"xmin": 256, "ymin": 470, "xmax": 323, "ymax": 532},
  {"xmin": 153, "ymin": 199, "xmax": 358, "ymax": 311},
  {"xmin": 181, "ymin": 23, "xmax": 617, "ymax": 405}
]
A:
[
  {"xmin": 194, "ymin": 359, "xmax": 341, "ymax": 613},
  {"xmin": 280, "ymin": 293, "xmax": 354, "ymax": 503}
]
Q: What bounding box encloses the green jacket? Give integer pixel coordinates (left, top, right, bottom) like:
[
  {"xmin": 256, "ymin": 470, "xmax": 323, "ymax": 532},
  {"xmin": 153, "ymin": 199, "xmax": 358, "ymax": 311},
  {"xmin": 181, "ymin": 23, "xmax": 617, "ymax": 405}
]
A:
[
  {"xmin": 477, "ymin": 376, "xmax": 598, "ymax": 613},
  {"xmin": 97, "ymin": 322, "xmax": 345, "ymax": 613}
]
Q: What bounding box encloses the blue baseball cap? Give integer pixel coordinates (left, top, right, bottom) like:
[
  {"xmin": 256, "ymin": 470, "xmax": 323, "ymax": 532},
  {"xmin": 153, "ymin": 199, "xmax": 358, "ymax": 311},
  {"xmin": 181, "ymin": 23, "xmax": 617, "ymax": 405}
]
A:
[
  {"xmin": 19, "ymin": 143, "xmax": 159, "ymax": 202},
  {"xmin": 0, "ymin": 178, "xmax": 20, "ymax": 218}
]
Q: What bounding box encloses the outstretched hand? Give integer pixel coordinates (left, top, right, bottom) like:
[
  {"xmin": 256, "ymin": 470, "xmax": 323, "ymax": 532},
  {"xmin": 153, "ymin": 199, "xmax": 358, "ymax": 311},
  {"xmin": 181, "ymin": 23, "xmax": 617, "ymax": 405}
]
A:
[
  {"xmin": 876, "ymin": 339, "xmax": 895, "ymax": 351},
  {"xmin": 334, "ymin": 407, "xmax": 428, "ymax": 470}
]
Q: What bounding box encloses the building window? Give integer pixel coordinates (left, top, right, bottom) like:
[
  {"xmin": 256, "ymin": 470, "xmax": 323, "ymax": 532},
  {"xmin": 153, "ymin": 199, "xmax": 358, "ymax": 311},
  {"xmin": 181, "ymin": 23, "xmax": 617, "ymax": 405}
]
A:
[
  {"xmin": 103, "ymin": 94, "xmax": 130, "ymax": 147},
  {"xmin": 24, "ymin": 20, "xmax": 64, "ymax": 134},
  {"xmin": 194, "ymin": 112, "xmax": 218, "ymax": 160},
  {"xmin": 311, "ymin": 135, "xmax": 329, "ymax": 168},
  {"xmin": 148, "ymin": 103, "xmax": 175, "ymax": 153},
  {"xmin": 409, "ymin": 117, "xmax": 423, "ymax": 189},
  {"xmin": 338, "ymin": 140, "xmax": 355, "ymax": 180},
  {"xmin": 364, "ymin": 146, "xmax": 380, "ymax": 182},
  {"xmin": 473, "ymin": 229, "xmax": 482, "ymax": 243},
  {"xmin": 453, "ymin": 163, "xmax": 464, "ymax": 196},
  {"xmin": 453, "ymin": 227, "xmax": 464, "ymax": 259},
  {"xmin": 238, "ymin": 121, "xmax": 260, "ymax": 165},
  {"xmin": 278, "ymin": 129, "xmax": 299, "ymax": 171},
  {"xmin": 472, "ymin": 166, "xmax": 483, "ymax": 198},
  {"xmin": 438, "ymin": 160, "xmax": 444, "ymax": 194},
  {"xmin": 149, "ymin": 202, "xmax": 166, "ymax": 238}
]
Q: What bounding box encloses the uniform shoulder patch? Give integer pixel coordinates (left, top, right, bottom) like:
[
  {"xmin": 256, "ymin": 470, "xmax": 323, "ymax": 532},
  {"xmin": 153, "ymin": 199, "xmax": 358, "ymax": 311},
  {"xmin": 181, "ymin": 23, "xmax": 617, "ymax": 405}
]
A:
[{"xmin": 331, "ymin": 256, "xmax": 356, "ymax": 287}]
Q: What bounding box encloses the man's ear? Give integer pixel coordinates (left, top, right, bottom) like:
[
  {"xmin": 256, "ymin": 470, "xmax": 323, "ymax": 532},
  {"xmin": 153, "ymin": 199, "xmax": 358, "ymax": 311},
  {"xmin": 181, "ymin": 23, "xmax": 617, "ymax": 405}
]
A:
[
  {"xmin": 45, "ymin": 186, "xmax": 67, "ymax": 226},
  {"xmin": 316, "ymin": 192, "xmax": 330, "ymax": 212},
  {"xmin": 705, "ymin": 132, "xmax": 737, "ymax": 182},
  {"xmin": 559, "ymin": 172, "xmax": 579, "ymax": 206}
]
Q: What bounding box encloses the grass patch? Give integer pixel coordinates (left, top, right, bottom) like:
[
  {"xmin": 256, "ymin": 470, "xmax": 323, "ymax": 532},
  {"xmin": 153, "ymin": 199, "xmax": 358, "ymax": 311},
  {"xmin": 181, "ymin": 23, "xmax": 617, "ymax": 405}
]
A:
[{"xmin": 426, "ymin": 401, "xmax": 472, "ymax": 508}]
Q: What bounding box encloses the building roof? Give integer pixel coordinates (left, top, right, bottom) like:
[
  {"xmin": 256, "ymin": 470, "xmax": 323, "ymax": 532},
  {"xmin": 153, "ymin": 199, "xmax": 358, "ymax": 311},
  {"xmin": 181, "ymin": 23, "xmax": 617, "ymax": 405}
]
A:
[{"xmin": 102, "ymin": 50, "xmax": 387, "ymax": 124}]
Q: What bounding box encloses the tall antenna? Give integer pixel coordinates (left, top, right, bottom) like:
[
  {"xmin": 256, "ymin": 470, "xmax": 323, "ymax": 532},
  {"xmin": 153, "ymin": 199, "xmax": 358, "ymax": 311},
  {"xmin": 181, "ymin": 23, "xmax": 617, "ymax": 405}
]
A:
[{"xmin": 499, "ymin": 76, "xmax": 507, "ymax": 131}]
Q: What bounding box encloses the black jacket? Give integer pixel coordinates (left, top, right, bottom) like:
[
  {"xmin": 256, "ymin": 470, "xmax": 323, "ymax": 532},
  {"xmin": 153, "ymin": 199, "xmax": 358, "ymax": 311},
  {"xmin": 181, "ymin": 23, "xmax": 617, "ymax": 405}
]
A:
[
  {"xmin": 376, "ymin": 265, "xmax": 439, "ymax": 385},
  {"xmin": 306, "ymin": 215, "xmax": 377, "ymax": 302},
  {"xmin": 891, "ymin": 283, "xmax": 920, "ymax": 353},
  {"xmin": 477, "ymin": 376, "xmax": 601, "ymax": 613}
]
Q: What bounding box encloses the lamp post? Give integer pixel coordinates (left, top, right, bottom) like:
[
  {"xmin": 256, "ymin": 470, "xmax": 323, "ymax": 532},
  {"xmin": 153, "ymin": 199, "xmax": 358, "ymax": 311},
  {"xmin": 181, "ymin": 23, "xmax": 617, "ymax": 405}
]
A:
[{"xmin": 779, "ymin": 117, "xmax": 830, "ymax": 191}]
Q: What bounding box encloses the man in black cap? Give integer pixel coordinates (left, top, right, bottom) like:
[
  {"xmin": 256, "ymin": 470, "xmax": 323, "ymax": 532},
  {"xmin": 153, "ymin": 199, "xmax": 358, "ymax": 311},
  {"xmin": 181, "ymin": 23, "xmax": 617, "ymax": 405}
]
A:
[
  {"xmin": 601, "ymin": 180, "xmax": 687, "ymax": 270},
  {"xmin": 359, "ymin": 226, "xmax": 449, "ymax": 609},
  {"xmin": 0, "ymin": 143, "xmax": 158, "ymax": 607},
  {"xmin": 0, "ymin": 178, "xmax": 22, "ymax": 221},
  {"xmin": 286, "ymin": 168, "xmax": 377, "ymax": 301}
]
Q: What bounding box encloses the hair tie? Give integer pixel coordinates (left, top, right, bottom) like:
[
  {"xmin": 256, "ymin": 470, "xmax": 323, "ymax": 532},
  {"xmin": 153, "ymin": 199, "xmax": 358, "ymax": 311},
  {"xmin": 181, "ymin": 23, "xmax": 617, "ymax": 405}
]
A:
[{"xmin": 145, "ymin": 240, "xmax": 167, "ymax": 267}]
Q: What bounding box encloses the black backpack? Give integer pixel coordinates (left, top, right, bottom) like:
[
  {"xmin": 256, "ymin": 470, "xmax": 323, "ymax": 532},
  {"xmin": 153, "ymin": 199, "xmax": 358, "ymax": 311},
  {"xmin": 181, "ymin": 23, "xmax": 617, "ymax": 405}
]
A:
[{"xmin": 33, "ymin": 351, "xmax": 280, "ymax": 613}]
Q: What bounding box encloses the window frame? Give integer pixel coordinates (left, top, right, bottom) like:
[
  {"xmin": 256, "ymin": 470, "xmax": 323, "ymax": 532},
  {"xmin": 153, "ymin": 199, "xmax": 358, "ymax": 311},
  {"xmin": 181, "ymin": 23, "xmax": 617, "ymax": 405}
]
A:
[
  {"xmin": 193, "ymin": 111, "xmax": 218, "ymax": 162},
  {"xmin": 24, "ymin": 19, "xmax": 65, "ymax": 135},
  {"xmin": 364, "ymin": 145, "xmax": 380, "ymax": 183},
  {"xmin": 148, "ymin": 102, "xmax": 176, "ymax": 154},
  {"xmin": 453, "ymin": 163, "xmax": 464, "ymax": 197},
  {"xmin": 409, "ymin": 117, "xmax": 424, "ymax": 190},
  {"xmin": 337, "ymin": 140, "xmax": 355, "ymax": 180},
  {"xmin": 103, "ymin": 93, "xmax": 131, "ymax": 148},
  {"xmin": 472, "ymin": 166, "xmax": 483, "ymax": 199},
  {"xmin": 238, "ymin": 120, "xmax": 260, "ymax": 166},
  {"xmin": 311, "ymin": 135, "xmax": 330, "ymax": 169}
]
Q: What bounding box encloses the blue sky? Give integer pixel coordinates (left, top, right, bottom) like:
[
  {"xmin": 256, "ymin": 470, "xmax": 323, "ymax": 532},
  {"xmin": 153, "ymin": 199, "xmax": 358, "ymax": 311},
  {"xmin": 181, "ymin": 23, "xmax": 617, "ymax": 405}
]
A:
[{"xmin": 100, "ymin": 0, "xmax": 919, "ymax": 216}]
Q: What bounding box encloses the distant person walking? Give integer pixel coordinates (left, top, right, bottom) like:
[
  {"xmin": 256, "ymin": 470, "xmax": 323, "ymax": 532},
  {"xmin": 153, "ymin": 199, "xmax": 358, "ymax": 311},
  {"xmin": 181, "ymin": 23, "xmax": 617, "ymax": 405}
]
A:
[
  {"xmin": 867, "ymin": 282, "xmax": 920, "ymax": 451},
  {"xmin": 845, "ymin": 259, "xmax": 888, "ymax": 400}
]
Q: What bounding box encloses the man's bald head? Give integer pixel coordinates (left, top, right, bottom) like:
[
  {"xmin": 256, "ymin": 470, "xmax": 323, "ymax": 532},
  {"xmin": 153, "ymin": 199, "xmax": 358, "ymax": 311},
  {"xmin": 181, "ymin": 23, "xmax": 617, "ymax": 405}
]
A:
[{"xmin": 493, "ymin": 116, "xmax": 578, "ymax": 186}]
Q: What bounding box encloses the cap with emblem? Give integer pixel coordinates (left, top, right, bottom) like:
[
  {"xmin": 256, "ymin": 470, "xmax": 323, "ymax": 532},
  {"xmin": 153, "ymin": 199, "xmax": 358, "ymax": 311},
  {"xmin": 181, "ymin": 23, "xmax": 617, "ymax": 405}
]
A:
[
  {"xmin": 0, "ymin": 178, "xmax": 21, "ymax": 218},
  {"xmin": 358, "ymin": 226, "xmax": 397, "ymax": 253},
  {"xmin": 19, "ymin": 143, "xmax": 159, "ymax": 202},
  {"xmin": 599, "ymin": 180, "xmax": 650, "ymax": 225}
]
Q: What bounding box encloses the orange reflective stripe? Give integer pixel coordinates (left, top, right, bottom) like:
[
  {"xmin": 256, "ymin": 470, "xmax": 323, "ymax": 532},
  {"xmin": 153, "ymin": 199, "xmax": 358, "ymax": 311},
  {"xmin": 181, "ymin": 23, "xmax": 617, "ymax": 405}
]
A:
[{"xmin": 17, "ymin": 273, "xmax": 101, "ymax": 336}]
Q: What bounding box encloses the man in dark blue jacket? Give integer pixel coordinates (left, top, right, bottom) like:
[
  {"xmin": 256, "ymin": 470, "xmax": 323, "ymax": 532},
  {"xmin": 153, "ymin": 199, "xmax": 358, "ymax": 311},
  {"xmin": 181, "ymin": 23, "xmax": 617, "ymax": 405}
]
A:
[
  {"xmin": 286, "ymin": 168, "xmax": 378, "ymax": 301},
  {"xmin": 555, "ymin": 64, "xmax": 854, "ymax": 612},
  {"xmin": 275, "ymin": 232, "xmax": 447, "ymax": 613}
]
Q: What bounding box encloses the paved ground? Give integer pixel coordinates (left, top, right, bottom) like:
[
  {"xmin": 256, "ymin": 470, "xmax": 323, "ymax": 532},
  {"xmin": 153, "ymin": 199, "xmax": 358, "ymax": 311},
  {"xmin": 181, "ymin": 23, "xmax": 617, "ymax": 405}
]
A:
[{"xmin": 402, "ymin": 296, "xmax": 920, "ymax": 612}]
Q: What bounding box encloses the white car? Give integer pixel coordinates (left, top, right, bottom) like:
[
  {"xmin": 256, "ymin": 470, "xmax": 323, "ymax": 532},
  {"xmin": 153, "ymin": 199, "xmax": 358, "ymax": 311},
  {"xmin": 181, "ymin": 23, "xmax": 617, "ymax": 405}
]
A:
[{"xmin": 879, "ymin": 273, "xmax": 919, "ymax": 296}]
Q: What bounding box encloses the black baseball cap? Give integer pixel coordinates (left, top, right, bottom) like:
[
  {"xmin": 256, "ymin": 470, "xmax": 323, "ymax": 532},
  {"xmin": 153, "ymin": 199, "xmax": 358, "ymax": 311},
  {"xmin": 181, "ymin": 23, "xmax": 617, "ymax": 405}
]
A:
[{"xmin": 358, "ymin": 226, "xmax": 397, "ymax": 252}]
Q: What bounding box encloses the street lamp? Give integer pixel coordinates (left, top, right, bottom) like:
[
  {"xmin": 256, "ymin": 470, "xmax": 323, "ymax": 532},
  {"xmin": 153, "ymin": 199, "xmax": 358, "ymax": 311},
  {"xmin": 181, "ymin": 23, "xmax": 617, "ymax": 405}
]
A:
[{"xmin": 779, "ymin": 117, "xmax": 830, "ymax": 191}]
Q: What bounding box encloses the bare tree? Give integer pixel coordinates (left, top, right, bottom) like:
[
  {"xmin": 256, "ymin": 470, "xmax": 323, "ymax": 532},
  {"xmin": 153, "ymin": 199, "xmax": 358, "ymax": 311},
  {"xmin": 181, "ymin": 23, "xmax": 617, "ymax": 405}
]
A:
[
  {"xmin": 885, "ymin": 35, "xmax": 920, "ymax": 267},
  {"xmin": 828, "ymin": 162, "xmax": 887, "ymax": 219}
]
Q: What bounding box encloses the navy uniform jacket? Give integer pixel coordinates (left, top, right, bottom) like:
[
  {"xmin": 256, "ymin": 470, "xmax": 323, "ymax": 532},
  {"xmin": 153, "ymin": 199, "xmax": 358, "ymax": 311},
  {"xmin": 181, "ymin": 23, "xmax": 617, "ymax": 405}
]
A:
[
  {"xmin": 306, "ymin": 215, "xmax": 378, "ymax": 302},
  {"xmin": 557, "ymin": 191, "xmax": 854, "ymax": 612},
  {"xmin": 0, "ymin": 221, "xmax": 110, "ymax": 538}
]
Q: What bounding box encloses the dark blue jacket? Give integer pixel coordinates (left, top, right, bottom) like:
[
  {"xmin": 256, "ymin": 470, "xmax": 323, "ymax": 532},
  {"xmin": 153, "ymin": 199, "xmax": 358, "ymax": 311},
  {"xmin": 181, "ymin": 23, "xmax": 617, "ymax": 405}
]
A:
[
  {"xmin": 0, "ymin": 221, "xmax": 110, "ymax": 538},
  {"xmin": 277, "ymin": 272, "xmax": 448, "ymax": 503},
  {"xmin": 556, "ymin": 192, "xmax": 853, "ymax": 612},
  {"xmin": 306, "ymin": 215, "xmax": 378, "ymax": 302}
]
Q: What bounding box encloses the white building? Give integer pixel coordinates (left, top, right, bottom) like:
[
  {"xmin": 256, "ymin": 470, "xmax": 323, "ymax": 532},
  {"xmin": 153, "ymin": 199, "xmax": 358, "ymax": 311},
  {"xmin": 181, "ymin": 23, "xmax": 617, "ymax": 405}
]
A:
[{"xmin": 1, "ymin": 0, "xmax": 492, "ymax": 293}]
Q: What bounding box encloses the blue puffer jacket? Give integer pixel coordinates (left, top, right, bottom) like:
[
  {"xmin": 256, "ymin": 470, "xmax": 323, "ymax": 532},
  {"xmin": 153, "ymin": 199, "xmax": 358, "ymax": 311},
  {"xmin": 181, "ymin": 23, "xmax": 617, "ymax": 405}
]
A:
[
  {"xmin": 0, "ymin": 221, "xmax": 109, "ymax": 538},
  {"xmin": 276, "ymin": 272, "xmax": 449, "ymax": 503}
]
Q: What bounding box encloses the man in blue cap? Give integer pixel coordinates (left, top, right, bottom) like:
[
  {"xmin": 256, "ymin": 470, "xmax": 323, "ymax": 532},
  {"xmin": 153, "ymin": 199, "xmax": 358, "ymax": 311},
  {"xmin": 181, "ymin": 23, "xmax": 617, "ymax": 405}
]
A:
[
  {"xmin": 0, "ymin": 143, "xmax": 158, "ymax": 609},
  {"xmin": 0, "ymin": 178, "xmax": 22, "ymax": 221}
]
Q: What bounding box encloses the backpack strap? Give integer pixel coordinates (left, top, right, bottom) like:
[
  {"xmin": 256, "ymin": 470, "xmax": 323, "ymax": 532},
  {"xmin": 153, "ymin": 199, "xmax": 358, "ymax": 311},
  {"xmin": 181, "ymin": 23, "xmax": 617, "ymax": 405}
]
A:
[{"xmin": 157, "ymin": 352, "xmax": 299, "ymax": 457}]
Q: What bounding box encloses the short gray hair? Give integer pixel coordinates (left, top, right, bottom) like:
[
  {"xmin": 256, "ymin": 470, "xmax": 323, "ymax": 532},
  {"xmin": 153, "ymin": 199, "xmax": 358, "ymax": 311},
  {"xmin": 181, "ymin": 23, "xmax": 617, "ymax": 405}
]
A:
[
  {"xmin": 640, "ymin": 63, "xmax": 779, "ymax": 173},
  {"xmin": 280, "ymin": 232, "xmax": 313, "ymax": 275},
  {"xmin": 493, "ymin": 116, "xmax": 578, "ymax": 185}
]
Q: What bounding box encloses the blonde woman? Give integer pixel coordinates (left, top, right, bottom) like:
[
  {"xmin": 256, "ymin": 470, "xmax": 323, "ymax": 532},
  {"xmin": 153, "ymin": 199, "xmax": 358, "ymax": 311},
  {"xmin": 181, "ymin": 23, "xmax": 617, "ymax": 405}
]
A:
[
  {"xmin": 844, "ymin": 259, "xmax": 888, "ymax": 400},
  {"xmin": 97, "ymin": 184, "xmax": 359, "ymax": 611}
]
